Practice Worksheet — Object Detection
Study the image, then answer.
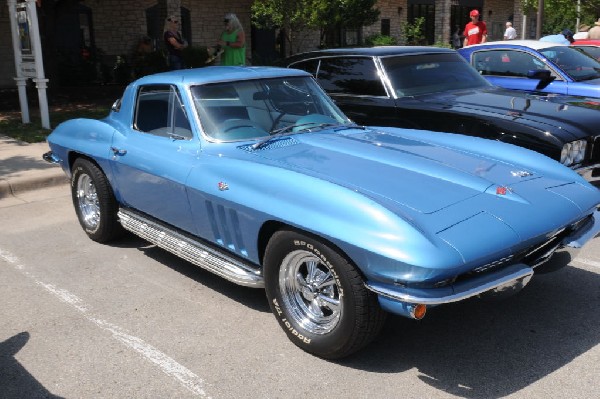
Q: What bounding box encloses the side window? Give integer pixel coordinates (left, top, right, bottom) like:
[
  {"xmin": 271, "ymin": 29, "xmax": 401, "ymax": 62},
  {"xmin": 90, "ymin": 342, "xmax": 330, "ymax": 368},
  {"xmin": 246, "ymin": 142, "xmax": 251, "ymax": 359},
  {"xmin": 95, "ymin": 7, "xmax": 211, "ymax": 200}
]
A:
[
  {"xmin": 134, "ymin": 84, "xmax": 193, "ymax": 139},
  {"xmin": 289, "ymin": 59, "xmax": 319, "ymax": 76},
  {"xmin": 474, "ymin": 50, "xmax": 544, "ymax": 78},
  {"xmin": 316, "ymin": 57, "xmax": 387, "ymax": 96}
]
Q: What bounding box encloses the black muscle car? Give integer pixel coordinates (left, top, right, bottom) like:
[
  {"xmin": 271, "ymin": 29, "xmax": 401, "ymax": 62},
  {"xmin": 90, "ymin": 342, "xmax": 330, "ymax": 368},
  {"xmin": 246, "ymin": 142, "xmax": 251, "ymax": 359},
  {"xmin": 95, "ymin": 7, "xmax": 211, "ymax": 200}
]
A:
[{"xmin": 286, "ymin": 46, "xmax": 600, "ymax": 186}]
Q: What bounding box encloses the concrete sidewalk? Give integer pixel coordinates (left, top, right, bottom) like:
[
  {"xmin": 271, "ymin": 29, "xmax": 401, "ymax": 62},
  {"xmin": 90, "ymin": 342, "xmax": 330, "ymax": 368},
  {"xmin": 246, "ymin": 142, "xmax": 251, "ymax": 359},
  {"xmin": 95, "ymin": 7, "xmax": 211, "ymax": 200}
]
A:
[{"xmin": 0, "ymin": 135, "xmax": 68, "ymax": 199}]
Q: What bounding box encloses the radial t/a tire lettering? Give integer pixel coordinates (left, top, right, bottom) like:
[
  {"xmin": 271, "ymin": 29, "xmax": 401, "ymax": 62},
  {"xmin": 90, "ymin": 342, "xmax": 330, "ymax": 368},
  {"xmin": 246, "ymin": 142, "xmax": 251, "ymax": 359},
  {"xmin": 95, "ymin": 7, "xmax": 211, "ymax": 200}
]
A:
[
  {"xmin": 71, "ymin": 158, "xmax": 123, "ymax": 243},
  {"xmin": 264, "ymin": 229, "xmax": 386, "ymax": 359}
]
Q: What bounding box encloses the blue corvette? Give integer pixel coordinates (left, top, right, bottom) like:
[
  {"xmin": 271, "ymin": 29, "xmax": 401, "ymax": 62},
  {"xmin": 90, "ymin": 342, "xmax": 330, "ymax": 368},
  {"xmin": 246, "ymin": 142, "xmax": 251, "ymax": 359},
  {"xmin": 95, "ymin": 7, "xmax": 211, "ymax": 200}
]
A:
[
  {"xmin": 458, "ymin": 40, "xmax": 600, "ymax": 97},
  {"xmin": 44, "ymin": 67, "xmax": 600, "ymax": 358}
]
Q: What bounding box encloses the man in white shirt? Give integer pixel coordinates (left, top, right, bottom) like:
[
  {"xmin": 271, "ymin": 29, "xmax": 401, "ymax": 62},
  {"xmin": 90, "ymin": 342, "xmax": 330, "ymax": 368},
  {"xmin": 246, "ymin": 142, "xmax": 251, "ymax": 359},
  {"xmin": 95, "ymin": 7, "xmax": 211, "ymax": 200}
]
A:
[{"xmin": 503, "ymin": 22, "xmax": 517, "ymax": 40}]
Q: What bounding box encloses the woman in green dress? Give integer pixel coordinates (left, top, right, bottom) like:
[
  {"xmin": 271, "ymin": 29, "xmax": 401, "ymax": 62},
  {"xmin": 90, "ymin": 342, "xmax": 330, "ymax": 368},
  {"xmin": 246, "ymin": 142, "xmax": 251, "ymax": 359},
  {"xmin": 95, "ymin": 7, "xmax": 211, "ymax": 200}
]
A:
[{"xmin": 218, "ymin": 13, "xmax": 246, "ymax": 66}]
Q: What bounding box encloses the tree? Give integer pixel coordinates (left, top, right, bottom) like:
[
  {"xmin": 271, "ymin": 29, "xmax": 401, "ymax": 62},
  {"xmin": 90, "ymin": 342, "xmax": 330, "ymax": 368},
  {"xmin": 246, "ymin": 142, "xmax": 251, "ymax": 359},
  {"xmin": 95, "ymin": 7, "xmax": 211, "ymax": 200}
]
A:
[
  {"xmin": 251, "ymin": 0, "xmax": 379, "ymax": 56},
  {"xmin": 522, "ymin": 0, "xmax": 600, "ymax": 35}
]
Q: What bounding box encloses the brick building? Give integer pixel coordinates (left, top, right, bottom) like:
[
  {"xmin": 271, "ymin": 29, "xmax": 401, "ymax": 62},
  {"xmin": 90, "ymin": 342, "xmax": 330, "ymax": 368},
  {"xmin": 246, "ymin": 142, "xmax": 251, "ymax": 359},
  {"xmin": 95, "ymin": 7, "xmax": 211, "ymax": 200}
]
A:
[{"xmin": 0, "ymin": 0, "xmax": 529, "ymax": 88}]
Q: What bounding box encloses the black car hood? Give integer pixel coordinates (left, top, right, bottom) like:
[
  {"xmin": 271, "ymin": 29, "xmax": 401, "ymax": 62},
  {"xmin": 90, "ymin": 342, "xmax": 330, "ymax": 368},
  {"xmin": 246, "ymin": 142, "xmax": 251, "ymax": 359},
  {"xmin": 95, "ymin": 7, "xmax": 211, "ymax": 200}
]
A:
[{"xmin": 412, "ymin": 87, "xmax": 600, "ymax": 141}]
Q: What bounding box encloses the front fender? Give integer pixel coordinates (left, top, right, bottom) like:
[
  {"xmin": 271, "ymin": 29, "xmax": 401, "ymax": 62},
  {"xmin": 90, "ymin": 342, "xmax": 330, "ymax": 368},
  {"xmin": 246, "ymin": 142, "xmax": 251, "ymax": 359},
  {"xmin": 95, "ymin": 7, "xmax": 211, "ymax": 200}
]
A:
[{"xmin": 185, "ymin": 154, "xmax": 463, "ymax": 283}]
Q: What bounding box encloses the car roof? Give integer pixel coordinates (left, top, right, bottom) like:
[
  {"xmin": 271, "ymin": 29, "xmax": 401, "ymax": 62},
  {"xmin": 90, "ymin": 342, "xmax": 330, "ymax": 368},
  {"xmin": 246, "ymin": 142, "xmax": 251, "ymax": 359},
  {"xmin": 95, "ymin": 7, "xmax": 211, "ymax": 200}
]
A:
[
  {"xmin": 464, "ymin": 40, "xmax": 568, "ymax": 50},
  {"xmin": 134, "ymin": 66, "xmax": 310, "ymax": 86},
  {"xmin": 287, "ymin": 46, "xmax": 455, "ymax": 62}
]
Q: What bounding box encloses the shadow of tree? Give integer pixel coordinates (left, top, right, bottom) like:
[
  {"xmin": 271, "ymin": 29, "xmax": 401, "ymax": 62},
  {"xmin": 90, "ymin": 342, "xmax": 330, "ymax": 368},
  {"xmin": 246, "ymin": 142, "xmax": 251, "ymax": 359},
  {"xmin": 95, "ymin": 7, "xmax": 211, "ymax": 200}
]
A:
[{"xmin": 0, "ymin": 332, "xmax": 64, "ymax": 398}]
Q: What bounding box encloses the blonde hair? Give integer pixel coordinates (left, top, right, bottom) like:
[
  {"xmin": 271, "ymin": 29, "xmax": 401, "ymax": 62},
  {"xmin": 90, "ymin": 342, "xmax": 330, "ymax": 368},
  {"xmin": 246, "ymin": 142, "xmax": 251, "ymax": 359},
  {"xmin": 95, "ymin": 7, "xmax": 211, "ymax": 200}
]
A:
[{"xmin": 225, "ymin": 13, "xmax": 243, "ymax": 33}]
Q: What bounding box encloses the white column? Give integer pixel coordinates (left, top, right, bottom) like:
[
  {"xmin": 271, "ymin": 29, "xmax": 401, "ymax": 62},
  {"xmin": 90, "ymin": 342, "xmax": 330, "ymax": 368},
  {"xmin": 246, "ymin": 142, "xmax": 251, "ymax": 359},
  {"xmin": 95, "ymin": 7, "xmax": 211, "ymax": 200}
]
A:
[
  {"xmin": 7, "ymin": 0, "xmax": 30, "ymax": 124},
  {"xmin": 14, "ymin": 77, "xmax": 30, "ymax": 123},
  {"xmin": 26, "ymin": 0, "xmax": 50, "ymax": 129}
]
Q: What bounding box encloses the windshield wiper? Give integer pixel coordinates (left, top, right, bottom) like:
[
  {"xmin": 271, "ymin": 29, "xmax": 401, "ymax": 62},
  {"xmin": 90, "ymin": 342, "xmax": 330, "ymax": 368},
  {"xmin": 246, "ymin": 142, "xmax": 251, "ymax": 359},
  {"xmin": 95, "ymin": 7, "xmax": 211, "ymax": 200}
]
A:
[{"xmin": 251, "ymin": 122, "xmax": 360, "ymax": 150}]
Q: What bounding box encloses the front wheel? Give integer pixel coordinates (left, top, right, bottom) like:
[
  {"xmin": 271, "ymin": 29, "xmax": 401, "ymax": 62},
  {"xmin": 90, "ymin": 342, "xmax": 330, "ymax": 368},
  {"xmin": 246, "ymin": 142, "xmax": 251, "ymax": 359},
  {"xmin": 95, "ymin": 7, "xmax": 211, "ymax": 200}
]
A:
[
  {"xmin": 264, "ymin": 229, "xmax": 386, "ymax": 359},
  {"xmin": 71, "ymin": 158, "xmax": 123, "ymax": 243}
]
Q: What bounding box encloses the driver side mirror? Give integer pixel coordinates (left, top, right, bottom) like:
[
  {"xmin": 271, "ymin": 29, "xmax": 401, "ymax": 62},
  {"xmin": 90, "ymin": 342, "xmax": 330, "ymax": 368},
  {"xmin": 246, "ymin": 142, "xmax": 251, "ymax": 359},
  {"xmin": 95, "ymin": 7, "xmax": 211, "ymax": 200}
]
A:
[{"xmin": 527, "ymin": 69, "xmax": 556, "ymax": 90}]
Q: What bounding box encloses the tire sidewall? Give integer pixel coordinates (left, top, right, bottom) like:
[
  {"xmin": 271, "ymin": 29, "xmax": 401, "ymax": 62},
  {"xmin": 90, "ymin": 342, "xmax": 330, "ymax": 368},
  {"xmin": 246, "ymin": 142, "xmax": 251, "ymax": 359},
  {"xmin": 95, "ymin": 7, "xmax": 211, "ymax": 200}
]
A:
[{"xmin": 264, "ymin": 230, "xmax": 359, "ymax": 358}]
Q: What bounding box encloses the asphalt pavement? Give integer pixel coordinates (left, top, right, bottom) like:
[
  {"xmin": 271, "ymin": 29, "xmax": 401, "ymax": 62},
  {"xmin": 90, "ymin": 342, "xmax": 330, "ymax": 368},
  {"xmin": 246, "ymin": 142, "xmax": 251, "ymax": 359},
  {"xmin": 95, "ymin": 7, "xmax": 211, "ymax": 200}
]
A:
[{"xmin": 0, "ymin": 135, "xmax": 67, "ymax": 200}]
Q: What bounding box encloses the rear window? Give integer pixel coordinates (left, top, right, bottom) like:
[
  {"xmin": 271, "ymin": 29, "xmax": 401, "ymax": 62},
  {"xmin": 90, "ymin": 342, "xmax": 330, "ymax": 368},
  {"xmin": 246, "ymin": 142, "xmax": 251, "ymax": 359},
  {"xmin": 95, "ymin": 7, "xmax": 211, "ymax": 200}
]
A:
[{"xmin": 380, "ymin": 53, "xmax": 490, "ymax": 96}]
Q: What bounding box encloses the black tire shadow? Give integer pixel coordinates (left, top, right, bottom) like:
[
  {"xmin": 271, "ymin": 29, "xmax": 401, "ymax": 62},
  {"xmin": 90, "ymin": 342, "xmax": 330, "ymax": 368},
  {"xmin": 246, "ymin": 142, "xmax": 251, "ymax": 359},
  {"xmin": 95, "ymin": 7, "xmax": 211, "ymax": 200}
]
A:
[{"xmin": 110, "ymin": 235, "xmax": 270, "ymax": 313}]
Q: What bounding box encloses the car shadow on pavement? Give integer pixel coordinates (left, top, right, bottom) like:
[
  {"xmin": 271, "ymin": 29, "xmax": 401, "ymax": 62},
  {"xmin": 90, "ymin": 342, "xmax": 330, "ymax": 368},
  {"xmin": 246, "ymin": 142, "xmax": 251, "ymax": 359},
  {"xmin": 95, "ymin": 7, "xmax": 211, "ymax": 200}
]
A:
[
  {"xmin": 0, "ymin": 332, "xmax": 65, "ymax": 398},
  {"xmin": 126, "ymin": 238, "xmax": 271, "ymax": 313},
  {"xmin": 339, "ymin": 264, "xmax": 600, "ymax": 398},
  {"xmin": 0, "ymin": 155, "xmax": 56, "ymax": 176}
]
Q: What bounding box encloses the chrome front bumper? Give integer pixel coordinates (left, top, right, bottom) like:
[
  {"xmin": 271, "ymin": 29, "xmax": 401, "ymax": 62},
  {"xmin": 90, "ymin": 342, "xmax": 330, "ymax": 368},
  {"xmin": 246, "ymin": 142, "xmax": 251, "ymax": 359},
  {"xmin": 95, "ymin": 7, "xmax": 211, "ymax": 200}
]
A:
[{"xmin": 367, "ymin": 208, "xmax": 600, "ymax": 316}]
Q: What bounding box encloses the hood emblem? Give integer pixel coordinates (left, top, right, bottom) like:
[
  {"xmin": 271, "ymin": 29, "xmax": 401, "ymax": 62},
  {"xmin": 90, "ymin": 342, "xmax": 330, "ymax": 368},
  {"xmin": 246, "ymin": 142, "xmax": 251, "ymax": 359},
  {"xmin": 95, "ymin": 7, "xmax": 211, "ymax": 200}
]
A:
[
  {"xmin": 218, "ymin": 182, "xmax": 229, "ymax": 191},
  {"xmin": 511, "ymin": 170, "xmax": 533, "ymax": 178}
]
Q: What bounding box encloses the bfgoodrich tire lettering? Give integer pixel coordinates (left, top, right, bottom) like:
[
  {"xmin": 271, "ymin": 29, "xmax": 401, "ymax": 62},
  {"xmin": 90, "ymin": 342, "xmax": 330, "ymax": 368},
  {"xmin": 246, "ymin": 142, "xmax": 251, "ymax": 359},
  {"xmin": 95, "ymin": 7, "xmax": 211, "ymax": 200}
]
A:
[
  {"xmin": 71, "ymin": 158, "xmax": 123, "ymax": 243},
  {"xmin": 264, "ymin": 229, "xmax": 386, "ymax": 359}
]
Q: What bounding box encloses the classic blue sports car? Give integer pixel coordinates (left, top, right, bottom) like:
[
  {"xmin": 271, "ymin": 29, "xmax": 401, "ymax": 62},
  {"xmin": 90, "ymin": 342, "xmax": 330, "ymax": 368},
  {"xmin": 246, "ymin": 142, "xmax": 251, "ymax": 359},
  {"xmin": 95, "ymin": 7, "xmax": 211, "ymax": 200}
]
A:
[
  {"xmin": 44, "ymin": 66, "xmax": 600, "ymax": 359},
  {"xmin": 458, "ymin": 40, "xmax": 600, "ymax": 97}
]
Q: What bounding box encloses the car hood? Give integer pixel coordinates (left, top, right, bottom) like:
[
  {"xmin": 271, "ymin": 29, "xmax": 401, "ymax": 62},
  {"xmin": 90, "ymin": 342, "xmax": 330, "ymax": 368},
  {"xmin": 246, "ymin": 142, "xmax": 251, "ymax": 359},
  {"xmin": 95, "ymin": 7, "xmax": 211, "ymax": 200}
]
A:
[
  {"xmin": 413, "ymin": 87, "xmax": 600, "ymax": 140},
  {"xmin": 244, "ymin": 127, "xmax": 547, "ymax": 215}
]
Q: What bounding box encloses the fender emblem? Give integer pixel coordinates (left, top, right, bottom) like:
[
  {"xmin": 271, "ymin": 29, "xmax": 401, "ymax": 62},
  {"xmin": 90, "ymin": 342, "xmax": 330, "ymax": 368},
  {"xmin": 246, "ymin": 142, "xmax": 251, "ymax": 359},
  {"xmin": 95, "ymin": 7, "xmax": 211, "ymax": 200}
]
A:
[{"xmin": 218, "ymin": 182, "xmax": 229, "ymax": 191}]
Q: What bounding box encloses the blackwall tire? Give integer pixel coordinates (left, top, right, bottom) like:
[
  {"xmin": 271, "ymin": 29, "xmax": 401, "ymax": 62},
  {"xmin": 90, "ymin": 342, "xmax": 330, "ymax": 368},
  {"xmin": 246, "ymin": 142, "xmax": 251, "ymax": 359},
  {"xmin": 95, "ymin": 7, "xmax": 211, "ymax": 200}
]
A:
[
  {"xmin": 264, "ymin": 229, "xmax": 386, "ymax": 359},
  {"xmin": 71, "ymin": 158, "xmax": 123, "ymax": 243}
]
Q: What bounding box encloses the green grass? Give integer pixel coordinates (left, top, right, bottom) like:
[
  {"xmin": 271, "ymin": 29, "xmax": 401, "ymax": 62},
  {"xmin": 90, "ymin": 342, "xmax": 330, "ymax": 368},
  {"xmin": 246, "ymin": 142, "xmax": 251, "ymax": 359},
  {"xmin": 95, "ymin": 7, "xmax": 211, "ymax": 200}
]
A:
[{"xmin": 0, "ymin": 106, "xmax": 110, "ymax": 143}]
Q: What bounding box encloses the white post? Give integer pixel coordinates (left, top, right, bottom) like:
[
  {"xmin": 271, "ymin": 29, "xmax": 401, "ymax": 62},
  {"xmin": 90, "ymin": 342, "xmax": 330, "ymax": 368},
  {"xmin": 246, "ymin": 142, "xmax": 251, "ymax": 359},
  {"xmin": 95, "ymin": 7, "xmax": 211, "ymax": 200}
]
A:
[
  {"xmin": 26, "ymin": 0, "xmax": 50, "ymax": 129},
  {"xmin": 7, "ymin": 0, "xmax": 30, "ymax": 124},
  {"xmin": 522, "ymin": 15, "xmax": 527, "ymax": 40}
]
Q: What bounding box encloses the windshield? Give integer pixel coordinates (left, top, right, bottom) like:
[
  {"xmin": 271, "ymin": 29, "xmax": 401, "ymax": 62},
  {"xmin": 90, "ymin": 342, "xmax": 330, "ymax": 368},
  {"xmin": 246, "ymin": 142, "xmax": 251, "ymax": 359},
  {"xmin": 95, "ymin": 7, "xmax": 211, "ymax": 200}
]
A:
[
  {"xmin": 539, "ymin": 46, "xmax": 600, "ymax": 81},
  {"xmin": 190, "ymin": 76, "xmax": 350, "ymax": 141},
  {"xmin": 380, "ymin": 53, "xmax": 491, "ymax": 97}
]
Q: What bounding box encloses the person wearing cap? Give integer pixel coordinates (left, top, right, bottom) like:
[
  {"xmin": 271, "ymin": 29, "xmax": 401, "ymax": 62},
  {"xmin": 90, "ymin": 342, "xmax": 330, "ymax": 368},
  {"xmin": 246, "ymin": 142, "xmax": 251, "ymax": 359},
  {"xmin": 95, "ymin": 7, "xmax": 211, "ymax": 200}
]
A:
[
  {"xmin": 588, "ymin": 18, "xmax": 600, "ymax": 39},
  {"xmin": 463, "ymin": 9, "xmax": 487, "ymax": 47},
  {"xmin": 573, "ymin": 23, "xmax": 590, "ymax": 40},
  {"xmin": 539, "ymin": 29, "xmax": 574, "ymax": 45},
  {"xmin": 217, "ymin": 13, "xmax": 246, "ymax": 66},
  {"xmin": 503, "ymin": 21, "xmax": 517, "ymax": 40}
]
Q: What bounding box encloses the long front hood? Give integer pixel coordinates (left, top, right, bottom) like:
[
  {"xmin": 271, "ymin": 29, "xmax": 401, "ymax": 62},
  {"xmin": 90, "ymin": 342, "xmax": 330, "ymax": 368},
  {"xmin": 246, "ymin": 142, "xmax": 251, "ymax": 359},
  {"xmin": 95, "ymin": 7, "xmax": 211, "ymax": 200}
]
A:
[
  {"xmin": 416, "ymin": 87, "xmax": 600, "ymax": 141},
  {"xmin": 246, "ymin": 128, "xmax": 552, "ymax": 214}
]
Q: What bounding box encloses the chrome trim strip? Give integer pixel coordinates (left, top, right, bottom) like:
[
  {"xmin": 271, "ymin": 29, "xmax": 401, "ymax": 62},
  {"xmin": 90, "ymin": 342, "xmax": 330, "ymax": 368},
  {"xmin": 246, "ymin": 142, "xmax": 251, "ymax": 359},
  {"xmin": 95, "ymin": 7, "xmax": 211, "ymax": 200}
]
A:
[
  {"xmin": 118, "ymin": 209, "xmax": 264, "ymax": 288},
  {"xmin": 365, "ymin": 263, "xmax": 533, "ymax": 305}
]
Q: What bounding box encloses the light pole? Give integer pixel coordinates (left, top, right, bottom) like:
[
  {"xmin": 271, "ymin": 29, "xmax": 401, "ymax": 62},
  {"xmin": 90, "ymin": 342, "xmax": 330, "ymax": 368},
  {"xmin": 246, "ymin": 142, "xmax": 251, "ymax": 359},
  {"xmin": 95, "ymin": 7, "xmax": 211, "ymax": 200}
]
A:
[{"xmin": 536, "ymin": 0, "xmax": 544, "ymax": 39}]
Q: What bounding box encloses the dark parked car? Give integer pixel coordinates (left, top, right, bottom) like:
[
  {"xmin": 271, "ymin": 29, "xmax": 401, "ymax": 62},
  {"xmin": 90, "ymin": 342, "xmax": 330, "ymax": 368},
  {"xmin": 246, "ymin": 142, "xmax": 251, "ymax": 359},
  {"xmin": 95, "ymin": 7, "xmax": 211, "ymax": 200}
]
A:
[{"xmin": 286, "ymin": 46, "xmax": 600, "ymax": 186}]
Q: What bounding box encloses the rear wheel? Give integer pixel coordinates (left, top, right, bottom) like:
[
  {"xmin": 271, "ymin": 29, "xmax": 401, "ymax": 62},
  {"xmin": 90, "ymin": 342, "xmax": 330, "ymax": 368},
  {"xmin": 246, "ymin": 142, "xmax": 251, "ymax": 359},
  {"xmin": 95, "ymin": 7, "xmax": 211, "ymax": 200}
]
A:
[
  {"xmin": 71, "ymin": 158, "xmax": 123, "ymax": 242},
  {"xmin": 264, "ymin": 229, "xmax": 386, "ymax": 359}
]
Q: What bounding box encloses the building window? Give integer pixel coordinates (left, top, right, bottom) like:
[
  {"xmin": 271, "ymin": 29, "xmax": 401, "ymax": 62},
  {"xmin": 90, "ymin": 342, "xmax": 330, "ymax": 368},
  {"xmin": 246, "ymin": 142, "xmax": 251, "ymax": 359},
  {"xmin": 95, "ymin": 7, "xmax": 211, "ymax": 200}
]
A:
[{"xmin": 381, "ymin": 19, "xmax": 390, "ymax": 36}]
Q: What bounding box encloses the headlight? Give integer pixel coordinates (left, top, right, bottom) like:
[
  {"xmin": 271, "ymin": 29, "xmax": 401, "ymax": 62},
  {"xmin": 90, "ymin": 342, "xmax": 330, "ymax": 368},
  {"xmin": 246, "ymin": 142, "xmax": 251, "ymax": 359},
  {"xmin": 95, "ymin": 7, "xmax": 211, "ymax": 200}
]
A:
[{"xmin": 560, "ymin": 139, "xmax": 587, "ymax": 166}]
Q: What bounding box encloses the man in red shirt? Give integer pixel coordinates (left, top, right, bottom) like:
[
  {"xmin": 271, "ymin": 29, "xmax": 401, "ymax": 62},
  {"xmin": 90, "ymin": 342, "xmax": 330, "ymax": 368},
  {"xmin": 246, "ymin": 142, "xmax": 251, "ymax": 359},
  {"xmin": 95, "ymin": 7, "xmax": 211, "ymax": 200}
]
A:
[{"xmin": 463, "ymin": 9, "xmax": 487, "ymax": 47}]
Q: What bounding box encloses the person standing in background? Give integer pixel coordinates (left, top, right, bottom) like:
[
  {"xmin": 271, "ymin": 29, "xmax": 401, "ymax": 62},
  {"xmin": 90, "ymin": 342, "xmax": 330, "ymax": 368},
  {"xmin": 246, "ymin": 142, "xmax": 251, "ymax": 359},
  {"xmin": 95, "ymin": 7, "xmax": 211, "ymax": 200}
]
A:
[
  {"xmin": 164, "ymin": 15, "xmax": 188, "ymax": 70},
  {"xmin": 573, "ymin": 23, "xmax": 590, "ymax": 40},
  {"xmin": 503, "ymin": 22, "xmax": 517, "ymax": 40},
  {"xmin": 463, "ymin": 9, "xmax": 487, "ymax": 47},
  {"xmin": 588, "ymin": 19, "xmax": 600, "ymax": 40},
  {"xmin": 218, "ymin": 13, "xmax": 246, "ymax": 66}
]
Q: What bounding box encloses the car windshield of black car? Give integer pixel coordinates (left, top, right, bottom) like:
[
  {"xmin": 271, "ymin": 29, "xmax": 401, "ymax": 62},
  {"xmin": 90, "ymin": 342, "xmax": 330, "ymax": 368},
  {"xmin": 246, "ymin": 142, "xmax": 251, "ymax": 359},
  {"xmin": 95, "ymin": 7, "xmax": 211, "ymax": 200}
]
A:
[
  {"xmin": 190, "ymin": 77, "xmax": 349, "ymax": 142},
  {"xmin": 380, "ymin": 53, "xmax": 491, "ymax": 97}
]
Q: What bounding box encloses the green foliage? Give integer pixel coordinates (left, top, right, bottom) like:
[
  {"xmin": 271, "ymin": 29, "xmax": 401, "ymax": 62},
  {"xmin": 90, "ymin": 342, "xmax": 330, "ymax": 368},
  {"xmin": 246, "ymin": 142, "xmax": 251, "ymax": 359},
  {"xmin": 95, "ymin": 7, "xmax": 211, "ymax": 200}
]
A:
[
  {"xmin": 521, "ymin": 0, "xmax": 600, "ymax": 34},
  {"xmin": 251, "ymin": 0, "xmax": 379, "ymax": 54},
  {"xmin": 0, "ymin": 106, "xmax": 111, "ymax": 143},
  {"xmin": 403, "ymin": 17, "xmax": 426, "ymax": 45},
  {"xmin": 365, "ymin": 34, "xmax": 397, "ymax": 46},
  {"xmin": 433, "ymin": 41, "xmax": 452, "ymax": 49}
]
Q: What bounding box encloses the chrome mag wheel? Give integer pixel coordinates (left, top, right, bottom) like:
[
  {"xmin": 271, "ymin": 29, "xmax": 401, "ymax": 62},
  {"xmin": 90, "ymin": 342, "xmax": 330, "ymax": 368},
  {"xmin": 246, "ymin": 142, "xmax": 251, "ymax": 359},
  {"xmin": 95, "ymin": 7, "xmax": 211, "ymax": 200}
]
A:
[
  {"xmin": 279, "ymin": 249, "xmax": 341, "ymax": 335},
  {"xmin": 76, "ymin": 172, "xmax": 100, "ymax": 231}
]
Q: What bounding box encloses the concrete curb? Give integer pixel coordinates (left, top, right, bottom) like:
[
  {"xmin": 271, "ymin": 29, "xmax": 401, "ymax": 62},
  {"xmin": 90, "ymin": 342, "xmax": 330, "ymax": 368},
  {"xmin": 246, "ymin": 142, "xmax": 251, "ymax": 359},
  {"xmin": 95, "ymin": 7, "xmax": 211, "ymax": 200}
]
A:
[
  {"xmin": 0, "ymin": 135, "xmax": 69, "ymax": 199},
  {"xmin": 0, "ymin": 169, "xmax": 68, "ymax": 199}
]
